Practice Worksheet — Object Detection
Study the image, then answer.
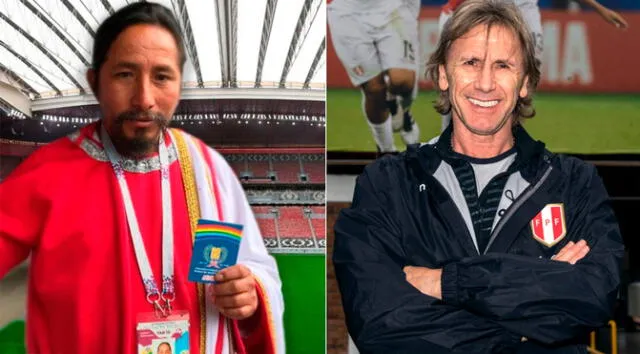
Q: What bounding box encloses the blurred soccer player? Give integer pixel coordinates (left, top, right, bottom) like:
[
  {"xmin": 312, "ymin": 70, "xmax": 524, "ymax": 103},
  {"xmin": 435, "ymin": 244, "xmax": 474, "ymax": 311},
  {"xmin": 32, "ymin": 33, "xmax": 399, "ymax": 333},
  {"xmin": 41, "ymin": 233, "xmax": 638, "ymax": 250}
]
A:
[{"xmin": 328, "ymin": 0, "xmax": 421, "ymax": 154}]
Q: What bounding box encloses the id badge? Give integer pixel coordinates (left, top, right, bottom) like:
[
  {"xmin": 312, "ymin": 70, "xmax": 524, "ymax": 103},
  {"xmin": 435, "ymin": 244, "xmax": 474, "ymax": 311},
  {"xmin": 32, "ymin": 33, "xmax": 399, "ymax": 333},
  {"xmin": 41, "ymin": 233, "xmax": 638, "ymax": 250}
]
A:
[{"xmin": 137, "ymin": 311, "xmax": 190, "ymax": 354}]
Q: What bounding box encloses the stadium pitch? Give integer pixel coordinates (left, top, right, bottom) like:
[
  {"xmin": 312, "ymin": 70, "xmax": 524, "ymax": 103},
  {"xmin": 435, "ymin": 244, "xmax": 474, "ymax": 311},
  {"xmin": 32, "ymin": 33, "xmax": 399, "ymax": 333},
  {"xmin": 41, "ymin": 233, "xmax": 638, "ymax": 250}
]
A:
[{"xmin": 327, "ymin": 89, "xmax": 640, "ymax": 154}]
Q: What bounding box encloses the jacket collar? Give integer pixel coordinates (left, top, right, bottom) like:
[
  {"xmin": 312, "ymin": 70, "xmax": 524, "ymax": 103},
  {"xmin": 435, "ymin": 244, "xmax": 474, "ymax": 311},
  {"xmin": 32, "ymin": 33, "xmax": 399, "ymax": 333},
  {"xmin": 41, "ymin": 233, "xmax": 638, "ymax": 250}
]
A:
[
  {"xmin": 436, "ymin": 121, "xmax": 544, "ymax": 160},
  {"xmin": 408, "ymin": 121, "xmax": 548, "ymax": 177}
]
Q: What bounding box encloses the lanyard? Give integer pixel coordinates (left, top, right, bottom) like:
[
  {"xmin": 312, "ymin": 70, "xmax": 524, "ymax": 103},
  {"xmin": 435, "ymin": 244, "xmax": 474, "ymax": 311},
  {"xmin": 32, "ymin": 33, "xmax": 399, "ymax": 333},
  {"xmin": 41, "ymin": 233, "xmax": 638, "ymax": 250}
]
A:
[{"xmin": 100, "ymin": 125, "xmax": 174, "ymax": 317}]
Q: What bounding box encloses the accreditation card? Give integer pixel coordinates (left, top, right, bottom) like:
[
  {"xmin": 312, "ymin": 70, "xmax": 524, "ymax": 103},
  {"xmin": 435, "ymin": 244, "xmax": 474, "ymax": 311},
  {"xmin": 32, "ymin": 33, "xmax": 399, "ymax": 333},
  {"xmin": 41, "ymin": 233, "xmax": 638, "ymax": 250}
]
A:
[{"xmin": 136, "ymin": 311, "xmax": 190, "ymax": 354}]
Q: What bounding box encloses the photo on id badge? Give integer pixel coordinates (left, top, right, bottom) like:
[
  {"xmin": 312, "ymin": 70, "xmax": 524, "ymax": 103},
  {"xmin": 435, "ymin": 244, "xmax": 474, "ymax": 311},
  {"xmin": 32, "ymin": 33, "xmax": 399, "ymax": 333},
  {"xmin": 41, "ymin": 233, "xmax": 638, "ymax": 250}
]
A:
[{"xmin": 137, "ymin": 312, "xmax": 189, "ymax": 354}]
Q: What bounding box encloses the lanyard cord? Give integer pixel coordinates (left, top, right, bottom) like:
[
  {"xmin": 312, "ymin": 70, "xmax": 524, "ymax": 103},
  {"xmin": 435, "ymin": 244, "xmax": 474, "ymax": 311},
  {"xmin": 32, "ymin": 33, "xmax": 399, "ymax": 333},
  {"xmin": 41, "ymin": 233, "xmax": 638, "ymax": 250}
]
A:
[{"xmin": 100, "ymin": 125, "xmax": 174, "ymax": 317}]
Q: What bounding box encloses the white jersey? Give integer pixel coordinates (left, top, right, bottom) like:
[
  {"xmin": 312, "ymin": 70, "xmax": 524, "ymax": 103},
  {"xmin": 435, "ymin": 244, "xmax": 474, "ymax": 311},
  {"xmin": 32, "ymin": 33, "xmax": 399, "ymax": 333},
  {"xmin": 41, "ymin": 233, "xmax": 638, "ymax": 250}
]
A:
[
  {"xmin": 440, "ymin": 0, "xmax": 542, "ymax": 54},
  {"xmin": 329, "ymin": 0, "xmax": 404, "ymax": 14},
  {"xmin": 403, "ymin": 0, "xmax": 421, "ymax": 19},
  {"xmin": 328, "ymin": 0, "xmax": 419, "ymax": 86},
  {"xmin": 512, "ymin": 0, "xmax": 539, "ymax": 8},
  {"xmin": 330, "ymin": 0, "xmax": 420, "ymax": 13},
  {"xmin": 444, "ymin": 0, "xmax": 538, "ymax": 13}
]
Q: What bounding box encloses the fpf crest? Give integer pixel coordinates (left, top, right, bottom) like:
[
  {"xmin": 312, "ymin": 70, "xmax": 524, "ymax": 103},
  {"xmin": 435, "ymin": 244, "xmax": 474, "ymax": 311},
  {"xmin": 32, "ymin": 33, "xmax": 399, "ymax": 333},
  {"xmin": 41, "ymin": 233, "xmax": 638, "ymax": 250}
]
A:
[{"xmin": 530, "ymin": 203, "xmax": 567, "ymax": 247}]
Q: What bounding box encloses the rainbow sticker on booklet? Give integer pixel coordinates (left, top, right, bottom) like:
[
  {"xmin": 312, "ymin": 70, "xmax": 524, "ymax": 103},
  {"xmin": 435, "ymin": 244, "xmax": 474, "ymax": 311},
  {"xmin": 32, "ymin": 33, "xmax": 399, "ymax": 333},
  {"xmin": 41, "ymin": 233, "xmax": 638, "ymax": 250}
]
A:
[{"xmin": 188, "ymin": 219, "xmax": 243, "ymax": 283}]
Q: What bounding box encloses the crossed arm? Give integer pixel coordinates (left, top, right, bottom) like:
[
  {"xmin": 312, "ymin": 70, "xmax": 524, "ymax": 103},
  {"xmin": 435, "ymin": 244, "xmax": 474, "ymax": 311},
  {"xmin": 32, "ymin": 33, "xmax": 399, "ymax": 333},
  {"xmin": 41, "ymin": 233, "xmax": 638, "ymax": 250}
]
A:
[{"xmin": 404, "ymin": 240, "xmax": 591, "ymax": 301}]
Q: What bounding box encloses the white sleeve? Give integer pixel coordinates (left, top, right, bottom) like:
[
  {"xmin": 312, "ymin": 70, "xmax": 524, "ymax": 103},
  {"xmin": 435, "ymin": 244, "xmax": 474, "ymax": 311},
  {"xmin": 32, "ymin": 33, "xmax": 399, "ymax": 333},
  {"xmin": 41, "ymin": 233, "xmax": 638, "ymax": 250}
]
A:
[{"xmin": 207, "ymin": 148, "xmax": 286, "ymax": 353}]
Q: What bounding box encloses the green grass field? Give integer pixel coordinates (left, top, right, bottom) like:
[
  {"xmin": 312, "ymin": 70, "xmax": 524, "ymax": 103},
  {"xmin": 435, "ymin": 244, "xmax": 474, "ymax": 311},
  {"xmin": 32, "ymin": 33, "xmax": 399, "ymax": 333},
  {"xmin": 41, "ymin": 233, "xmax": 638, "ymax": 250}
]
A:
[
  {"xmin": 274, "ymin": 254, "xmax": 325, "ymax": 354},
  {"xmin": 327, "ymin": 89, "xmax": 640, "ymax": 154}
]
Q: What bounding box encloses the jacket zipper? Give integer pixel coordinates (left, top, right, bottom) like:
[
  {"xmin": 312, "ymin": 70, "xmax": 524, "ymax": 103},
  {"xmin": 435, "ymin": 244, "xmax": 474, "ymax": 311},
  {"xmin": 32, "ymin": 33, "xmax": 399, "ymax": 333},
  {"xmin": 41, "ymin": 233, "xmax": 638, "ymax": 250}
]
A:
[
  {"xmin": 483, "ymin": 165, "xmax": 553, "ymax": 254},
  {"xmin": 422, "ymin": 173, "xmax": 482, "ymax": 255},
  {"xmin": 413, "ymin": 156, "xmax": 482, "ymax": 255}
]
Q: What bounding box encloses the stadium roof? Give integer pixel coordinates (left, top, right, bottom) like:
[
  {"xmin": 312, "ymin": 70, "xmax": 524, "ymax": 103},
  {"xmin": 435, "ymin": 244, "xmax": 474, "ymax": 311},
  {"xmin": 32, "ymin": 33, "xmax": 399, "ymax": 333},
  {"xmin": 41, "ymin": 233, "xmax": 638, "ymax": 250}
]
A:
[{"xmin": 0, "ymin": 0, "xmax": 326, "ymax": 101}]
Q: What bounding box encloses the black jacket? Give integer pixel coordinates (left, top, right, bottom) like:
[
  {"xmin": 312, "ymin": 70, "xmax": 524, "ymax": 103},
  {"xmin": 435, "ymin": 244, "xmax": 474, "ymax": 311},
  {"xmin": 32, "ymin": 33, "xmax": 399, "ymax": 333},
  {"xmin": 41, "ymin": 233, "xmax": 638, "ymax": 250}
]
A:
[{"xmin": 333, "ymin": 125, "xmax": 623, "ymax": 354}]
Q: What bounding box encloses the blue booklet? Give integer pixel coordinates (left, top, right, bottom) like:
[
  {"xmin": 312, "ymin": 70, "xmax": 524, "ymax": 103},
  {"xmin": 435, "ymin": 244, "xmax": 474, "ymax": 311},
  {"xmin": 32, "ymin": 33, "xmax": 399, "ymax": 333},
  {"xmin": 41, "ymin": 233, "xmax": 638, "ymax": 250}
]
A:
[{"xmin": 188, "ymin": 219, "xmax": 243, "ymax": 283}]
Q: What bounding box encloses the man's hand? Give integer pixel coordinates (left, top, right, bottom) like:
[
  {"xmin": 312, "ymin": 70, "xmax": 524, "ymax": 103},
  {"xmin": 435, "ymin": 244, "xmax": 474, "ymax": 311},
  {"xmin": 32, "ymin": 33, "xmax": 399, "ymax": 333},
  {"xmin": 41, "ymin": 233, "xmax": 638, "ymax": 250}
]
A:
[
  {"xmin": 211, "ymin": 264, "xmax": 258, "ymax": 320},
  {"xmin": 580, "ymin": 0, "xmax": 628, "ymax": 29},
  {"xmin": 596, "ymin": 7, "xmax": 628, "ymax": 29},
  {"xmin": 403, "ymin": 266, "xmax": 442, "ymax": 300},
  {"xmin": 551, "ymin": 240, "xmax": 590, "ymax": 265}
]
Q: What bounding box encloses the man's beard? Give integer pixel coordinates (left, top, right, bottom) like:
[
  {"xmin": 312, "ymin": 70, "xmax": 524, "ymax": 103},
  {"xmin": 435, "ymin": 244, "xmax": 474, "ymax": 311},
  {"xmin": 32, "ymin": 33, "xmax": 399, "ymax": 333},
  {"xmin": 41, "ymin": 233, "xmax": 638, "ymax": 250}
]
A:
[{"xmin": 109, "ymin": 109, "xmax": 169, "ymax": 159}]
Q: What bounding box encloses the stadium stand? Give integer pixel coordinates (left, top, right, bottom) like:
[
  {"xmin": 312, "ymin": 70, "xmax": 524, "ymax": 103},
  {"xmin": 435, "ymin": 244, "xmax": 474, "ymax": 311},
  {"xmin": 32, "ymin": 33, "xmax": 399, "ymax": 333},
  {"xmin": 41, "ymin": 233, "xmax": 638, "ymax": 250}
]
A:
[
  {"xmin": 304, "ymin": 160, "xmax": 325, "ymax": 183},
  {"xmin": 276, "ymin": 206, "xmax": 312, "ymax": 238},
  {"xmin": 220, "ymin": 148, "xmax": 325, "ymax": 184}
]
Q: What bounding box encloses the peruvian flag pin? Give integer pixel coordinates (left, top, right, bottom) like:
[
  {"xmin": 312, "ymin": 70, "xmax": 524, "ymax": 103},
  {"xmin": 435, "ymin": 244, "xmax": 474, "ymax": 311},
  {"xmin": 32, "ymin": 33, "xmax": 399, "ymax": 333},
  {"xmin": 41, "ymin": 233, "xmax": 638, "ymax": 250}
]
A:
[{"xmin": 530, "ymin": 203, "xmax": 567, "ymax": 247}]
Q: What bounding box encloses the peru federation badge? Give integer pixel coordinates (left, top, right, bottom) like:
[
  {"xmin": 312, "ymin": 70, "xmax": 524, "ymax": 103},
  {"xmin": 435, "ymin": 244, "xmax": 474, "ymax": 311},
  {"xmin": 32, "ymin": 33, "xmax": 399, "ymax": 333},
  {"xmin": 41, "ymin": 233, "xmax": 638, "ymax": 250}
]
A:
[{"xmin": 530, "ymin": 203, "xmax": 567, "ymax": 247}]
